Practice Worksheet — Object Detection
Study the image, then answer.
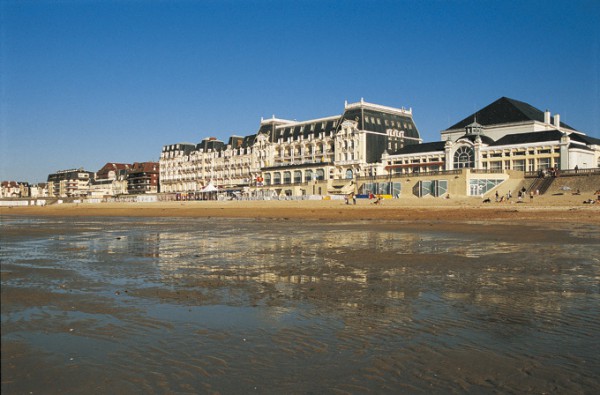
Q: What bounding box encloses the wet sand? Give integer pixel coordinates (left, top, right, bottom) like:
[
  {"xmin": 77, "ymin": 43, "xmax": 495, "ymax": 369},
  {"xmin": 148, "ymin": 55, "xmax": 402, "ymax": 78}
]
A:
[{"xmin": 2, "ymin": 200, "xmax": 600, "ymax": 393}]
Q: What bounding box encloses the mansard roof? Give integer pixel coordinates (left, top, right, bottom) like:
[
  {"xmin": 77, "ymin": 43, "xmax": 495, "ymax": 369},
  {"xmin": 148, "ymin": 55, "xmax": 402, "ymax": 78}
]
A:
[
  {"xmin": 391, "ymin": 141, "xmax": 446, "ymax": 155},
  {"xmin": 163, "ymin": 100, "xmax": 420, "ymax": 153},
  {"xmin": 342, "ymin": 102, "xmax": 420, "ymax": 140},
  {"xmin": 273, "ymin": 116, "xmax": 339, "ymax": 142},
  {"xmin": 196, "ymin": 138, "xmax": 225, "ymax": 152},
  {"xmin": 446, "ymin": 97, "xmax": 577, "ymax": 131}
]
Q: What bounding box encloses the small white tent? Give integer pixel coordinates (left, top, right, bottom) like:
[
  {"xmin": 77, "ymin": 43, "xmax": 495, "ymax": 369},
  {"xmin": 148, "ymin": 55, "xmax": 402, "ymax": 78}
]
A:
[
  {"xmin": 200, "ymin": 183, "xmax": 218, "ymax": 200},
  {"xmin": 201, "ymin": 183, "xmax": 218, "ymax": 192}
]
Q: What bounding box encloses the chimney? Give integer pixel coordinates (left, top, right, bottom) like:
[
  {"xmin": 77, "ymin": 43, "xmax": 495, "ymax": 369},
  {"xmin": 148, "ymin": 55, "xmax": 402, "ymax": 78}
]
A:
[
  {"xmin": 554, "ymin": 114, "xmax": 561, "ymax": 128},
  {"xmin": 544, "ymin": 110, "xmax": 551, "ymax": 124}
]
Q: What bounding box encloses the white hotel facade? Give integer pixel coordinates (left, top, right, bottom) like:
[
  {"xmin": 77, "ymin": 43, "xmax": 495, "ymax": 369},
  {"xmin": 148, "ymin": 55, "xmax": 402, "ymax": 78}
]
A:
[
  {"xmin": 160, "ymin": 99, "xmax": 421, "ymax": 197},
  {"xmin": 160, "ymin": 97, "xmax": 600, "ymax": 198}
]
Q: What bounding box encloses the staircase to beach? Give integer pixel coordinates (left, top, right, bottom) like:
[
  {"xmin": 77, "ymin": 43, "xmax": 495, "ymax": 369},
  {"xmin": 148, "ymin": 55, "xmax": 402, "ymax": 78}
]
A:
[{"xmin": 527, "ymin": 177, "xmax": 555, "ymax": 195}]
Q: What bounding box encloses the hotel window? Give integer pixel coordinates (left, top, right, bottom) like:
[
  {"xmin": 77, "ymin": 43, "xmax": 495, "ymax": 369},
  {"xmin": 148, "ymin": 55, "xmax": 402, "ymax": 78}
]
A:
[
  {"xmin": 273, "ymin": 172, "xmax": 281, "ymax": 185},
  {"xmin": 294, "ymin": 171, "xmax": 302, "ymax": 184},
  {"xmin": 538, "ymin": 158, "xmax": 551, "ymax": 169},
  {"xmin": 490, "ymin": 161, "xmax": 502, "ymax": 170},
  {"xmin": 316, "ymin": 169, "xmax": 325, "ymax": 180},
  {"xmin": 283, "ymin": 171, "xmax": 291, "ymax": 184},
  {"xmin": 513, "ymin": 160, "xmax": 525, "ymax": 171},
  {"xmin": 305, "ymin": 170, "xmax": 313, "ymax": 182}
]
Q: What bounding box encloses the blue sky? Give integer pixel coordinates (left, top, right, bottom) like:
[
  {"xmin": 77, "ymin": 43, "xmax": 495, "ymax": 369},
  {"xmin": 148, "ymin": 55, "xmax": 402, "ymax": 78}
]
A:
[{"xmin": 1, "ymin": 0, "xmax": 599, "ymax": 183}]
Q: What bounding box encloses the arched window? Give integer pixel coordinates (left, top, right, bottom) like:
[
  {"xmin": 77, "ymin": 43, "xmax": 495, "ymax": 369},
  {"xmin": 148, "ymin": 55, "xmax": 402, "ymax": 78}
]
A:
[
  {"xmin": 294, "ymin": 171, "xmax": 302, "ymax": 184},
  {"xmin": 264, "ymin": 173, "xmax": 271, "ymax": 186},
  {"xmin": 345, "ymin": 169, "xmax": 353, "ymax": 179},
  {"xmin": 274, "ymin": 172, "xmax": 281, "ymax": 185},
  {"xmin": 316, "ymin": 169, "xmax": 325, "ymax": 180},
  {"xmin": 305, "ymin": 170, "xmax": 313, "ymax": 182},
  {"xmin": 283, "ymin": 171, "xmax": 291, "ymax": 184},
  {"xmin": 454, "ymin": 146, "xmax": 474, "ymax": 169}
]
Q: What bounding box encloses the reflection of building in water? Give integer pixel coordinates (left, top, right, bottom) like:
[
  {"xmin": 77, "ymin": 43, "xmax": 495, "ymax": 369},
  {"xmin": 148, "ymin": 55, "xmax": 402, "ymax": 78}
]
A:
[{"xmin": 152, "ymin": 226, "xmax": 437, "ymax": 318}]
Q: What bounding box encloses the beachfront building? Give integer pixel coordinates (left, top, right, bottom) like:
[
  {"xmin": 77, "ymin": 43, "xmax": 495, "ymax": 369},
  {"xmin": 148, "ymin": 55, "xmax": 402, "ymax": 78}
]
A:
[
  {"xmin": 47, "ymin": 168, "xmax": 95, "ymax": 198},
  {"xmin": 160, "ymin": 99, "xmax": 421, "ymax": 197},
  {"xmin": 89, "ymin": 163, "xmax": 131, "ymax": 197},
  {"xmin": 382, "ymin": 97, "xmax": 600, "ymax": 196},
  {"xmin": 29, "ymin": 183, "xmax": 48, "ymax": 198},
  {"xmin": 127, "ymin": 162, "xmax": 160, "ymax": 194},
  {"xmin": 0, "ymin": 181, "xmax": 31, "ymax": 198}
]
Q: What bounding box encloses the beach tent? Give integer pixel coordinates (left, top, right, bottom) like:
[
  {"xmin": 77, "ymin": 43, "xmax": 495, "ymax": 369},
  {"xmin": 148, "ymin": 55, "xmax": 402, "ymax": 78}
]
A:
[
  {"xmin": 201, "ymin": 183, "xmax": 218, "ymax": 192},
  {"xmin": 200, "ymin": 183, "xmax": 218, "ymax": 200}
]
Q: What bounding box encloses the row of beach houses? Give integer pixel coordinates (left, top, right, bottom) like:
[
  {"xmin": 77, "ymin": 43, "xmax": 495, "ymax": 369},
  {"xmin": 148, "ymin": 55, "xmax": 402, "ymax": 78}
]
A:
[{"xmin": 3, "ymin": 96, "xmax": 600, "ymax": 200}]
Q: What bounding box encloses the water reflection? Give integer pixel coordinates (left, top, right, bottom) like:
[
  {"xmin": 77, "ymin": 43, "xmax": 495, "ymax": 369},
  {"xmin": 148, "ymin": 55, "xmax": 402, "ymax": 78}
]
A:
[{"xmin": 1, "ymin": 216, "xmax": 599, "ymax": 394}]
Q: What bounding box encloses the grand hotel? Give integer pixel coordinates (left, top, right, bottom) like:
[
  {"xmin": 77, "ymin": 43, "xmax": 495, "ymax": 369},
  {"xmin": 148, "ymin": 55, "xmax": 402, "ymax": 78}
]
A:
[{"xmin": 159, "ymin": 97, "xmax": 600, "ymax": 198}]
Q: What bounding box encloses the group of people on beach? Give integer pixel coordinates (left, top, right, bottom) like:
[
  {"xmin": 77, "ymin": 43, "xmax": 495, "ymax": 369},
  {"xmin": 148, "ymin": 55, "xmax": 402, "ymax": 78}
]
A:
[{"xmin": 490, "ymin": 187, "xmax": 534, "ymax": 204}]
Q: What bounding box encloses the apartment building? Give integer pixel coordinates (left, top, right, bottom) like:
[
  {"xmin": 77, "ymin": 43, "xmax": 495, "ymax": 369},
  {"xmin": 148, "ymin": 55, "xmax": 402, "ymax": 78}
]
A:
[
  {"xmin": 127, "ymin": 162, "xmax": 160, "ymax": 194},
  {"xmin": 47, "ymin": 168, "xmax": 94, "ymax": 198}
]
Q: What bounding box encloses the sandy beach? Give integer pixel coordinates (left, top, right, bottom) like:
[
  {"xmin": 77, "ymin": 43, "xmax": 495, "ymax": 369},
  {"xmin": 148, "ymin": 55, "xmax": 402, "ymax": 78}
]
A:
[
  {"xmin": 2, "ymin": 213, "xmax": 599, "ymax": 393},
  {"xmin": 2, "ymin": 194, "xmax": 599, "ymax": 224}
]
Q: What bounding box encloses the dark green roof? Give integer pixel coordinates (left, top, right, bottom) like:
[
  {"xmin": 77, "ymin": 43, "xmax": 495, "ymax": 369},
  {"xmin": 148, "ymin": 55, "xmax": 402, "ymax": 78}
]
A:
[{"xmin": 447, "ymin": 97, "xmax": 576, "ymax": 131}]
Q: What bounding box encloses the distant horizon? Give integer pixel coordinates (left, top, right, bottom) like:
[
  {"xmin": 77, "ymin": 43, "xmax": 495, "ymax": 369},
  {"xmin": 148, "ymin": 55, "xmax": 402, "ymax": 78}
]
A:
[{"xmin": 2, "ymin": 0, "xmax": 599, "ymax": 183}]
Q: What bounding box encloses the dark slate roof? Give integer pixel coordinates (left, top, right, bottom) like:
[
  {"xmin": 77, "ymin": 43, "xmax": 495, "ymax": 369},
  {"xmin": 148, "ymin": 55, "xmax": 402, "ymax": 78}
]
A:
[
  {"xmin": 569, "ymin": 143, "xmax": 593, "ymax": 152},
  {"xmin": 391, "ymin": 141, "xmax": 446, "ymax": 155},
  {"xmin": 342, "ymin": 108, "xmax": 420, "ymax": 140},
  {"xmin": 446, "ymin": 97, "xmax": 576, "ymax": 131},
  {"xmin": 196, "ymin": 138, "xmax": 225, "ymax": 152},
  {"xmin": 274, "ymin": 118, "xmax": 339, "ymax": 141},
  {"xmin": 569, "ymin": 133, "xmax": 600, "ymax": 146},
  {"xmin": 241, "ymin": 134, "xmax": 257, "ymax": 148},
  {"xmin": 491, "ymin": 130, "xmax": 564, "ymax": 146}
]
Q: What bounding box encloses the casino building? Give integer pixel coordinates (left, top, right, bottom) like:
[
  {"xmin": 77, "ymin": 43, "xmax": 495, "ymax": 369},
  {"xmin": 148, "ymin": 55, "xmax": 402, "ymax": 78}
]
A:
[
  {"xmin": 382, "ymin": 97, "xmax": 600, "ymax": 196},
  {"xmin": 160, "ymin": 99, "xmax": 421, "ymax": 197}
]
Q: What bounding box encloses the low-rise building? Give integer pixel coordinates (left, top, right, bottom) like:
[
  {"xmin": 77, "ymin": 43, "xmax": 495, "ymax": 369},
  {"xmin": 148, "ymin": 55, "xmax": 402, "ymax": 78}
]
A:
[
  {"xmin": 90, "ymin": 163, "xmax": 131, "ymax": 197},
  {"xmin": 0, "ymin": 181, "xmax": 30, "ymax": 198}
]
